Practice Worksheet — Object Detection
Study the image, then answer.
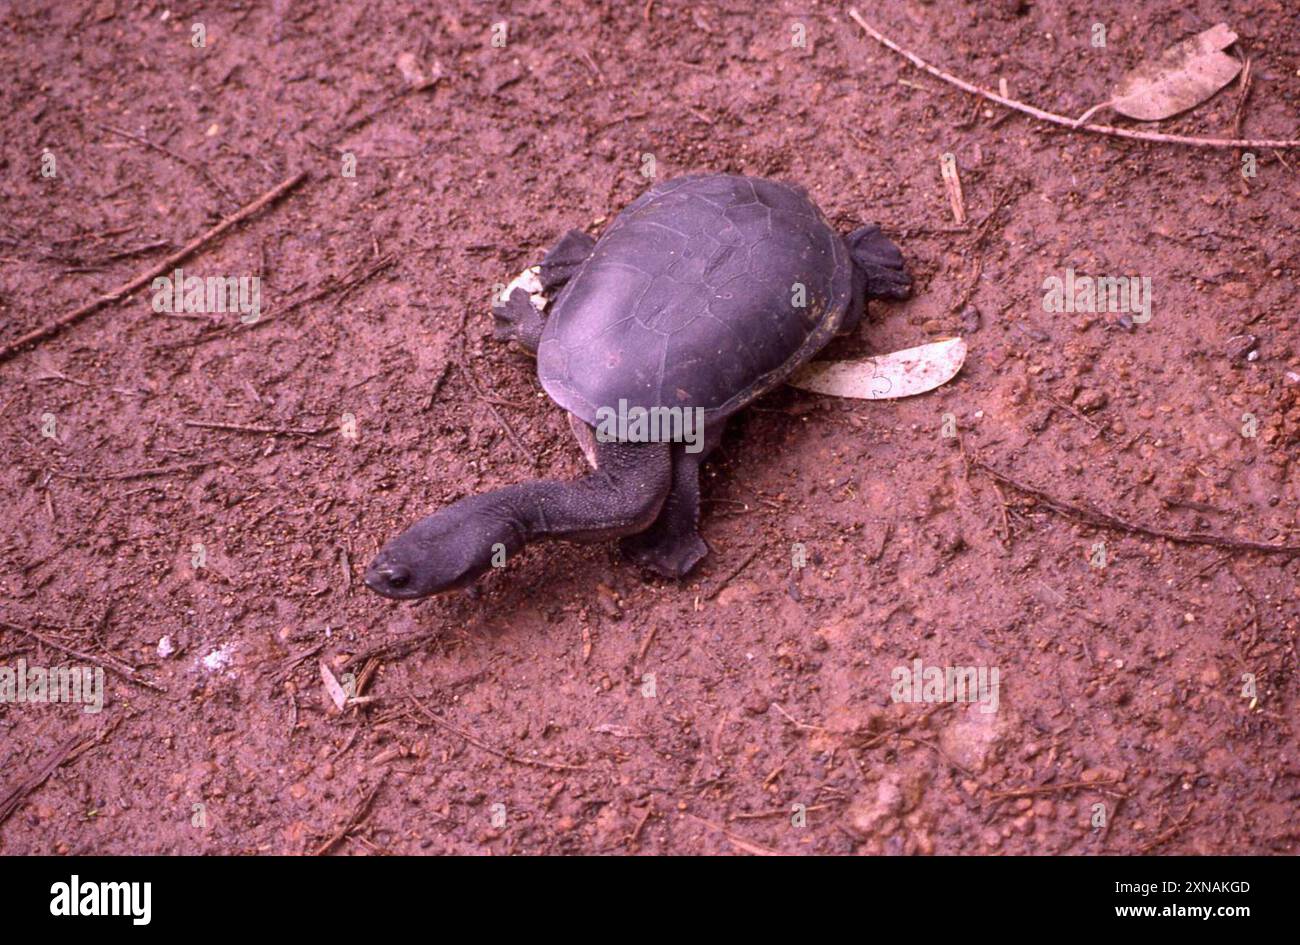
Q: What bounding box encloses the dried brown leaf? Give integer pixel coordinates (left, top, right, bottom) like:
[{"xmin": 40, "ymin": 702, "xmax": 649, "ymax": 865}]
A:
[{"xmin": 1110, "ymin": 24, "xmax": 1241, "ymax": 121}]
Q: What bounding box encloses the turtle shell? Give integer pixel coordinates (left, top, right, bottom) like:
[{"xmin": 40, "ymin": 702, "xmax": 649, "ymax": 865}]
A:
[{"xmin": 536, "ymin": 174, "xmax": 852, "ymax": 426}]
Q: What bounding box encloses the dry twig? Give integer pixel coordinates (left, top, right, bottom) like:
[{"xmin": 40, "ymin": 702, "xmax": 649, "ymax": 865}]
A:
[
  {"xmin": 848, "ymin": 10, "xmax": 1300, "ymax": 150},
  {"xmin": 0, "ymin": 171, "xmax": 308, "ymax": 363},
  {"xmin": 972, "ymin": 459, "xmax": 1300, "ymax": 556},
  {"xmin": 0, "ymin": 716, "xmax": 124, "ymax": 827},
  {"xmin": 0, "ymin": 621, "xmax": 166, "ymax": 693},
  {"xmin": 409, "ymin": 696, "xmax": 590, "ymax": 771},
  {"xmin": 97, "ymin": 123, "xmax": 238, "ymax": 205},
  {"xmin": 313, "ymin": 772, "xmax": 390, "ymax": 856}
]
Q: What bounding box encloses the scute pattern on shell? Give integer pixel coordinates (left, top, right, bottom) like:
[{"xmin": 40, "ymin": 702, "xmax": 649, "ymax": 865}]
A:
[{"xmin": 537, "ymin": 174, "xmax": 852, "ymax": 426}]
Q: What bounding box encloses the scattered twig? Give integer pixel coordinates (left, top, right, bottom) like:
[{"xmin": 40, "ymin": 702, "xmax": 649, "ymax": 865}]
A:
[
  {"xmin": 848, "ymin": 10, "xmax": 1300, "ymax": 150},
  {"xmin": 949, "ymin": 255, "xmax": 983, "ymax": 315},
  {"xmin": 1230, "ymin": 57, "xmax": 1253, "ymax": 144},
  {"xmin": 342, "ymin": 630, "xmax": 441, "ymax": 670},
  {"xmin": 939, "ymin": 153, "xmax": 966, "ymax": 225},
  {"xmin": 0, "ymin": 716, "xmax": 124, "ymax": 827},
  {"xmin": 164, "ymin": 253, "xmax": 397, "ymax": 349},
  {"xmin": 0, "ymin": 621, "xmax": 166, "ymax": 693},
  {"xmin": 270, "ymin": 642, "xmax": 324, "ymax": 686},
  {"xmin": 1179, "ymin": 553, "xmax": 1233, "ymax": 588},
  {"xmin": 899, "ymin": 733, "xmax": 977, "ymax": 778},
  {"xmin": 635, "ymin": 624, "xmax": 658, "ymax": 664},
  {"xmin": 40, "ymin": 238, "xmax": 173, "ymax": 268},
  {"xmin": 985, "ymin": 777, "xmax": 1121, "ymax": 801},
  {"xmin": 0, "ymin": 171, "xmax": 308, "ymax": 364},
  {"xmin": 855, "ymin": 702, "xmax": 953, "ymax": 750},
  {"xmin": 427, "ymin": 361, "xmax": 454, "ymax": 407},
  {"xmin": 578, "ymin": 49, "xmax": 605, "ymax": 83},
  {"xmin": 1041, "ymin": 390, "xmax": 1105, "ymax": 436},
  {"xmin": 96, "ymin": 122, "xmax": 238, "ymax": 205},
  {"xmin": 353, "ymin": 658, "xmax": 380, "ymax": 700},
  {"xmin": 426, "ymin": 307, "xmax": 471, "ymax": 409},
  {"xmin": 462, "ymin": 363, "xmax": 538, "ymax": 468},
  {"xmin": 771, "ymin": 702, "xmax": 824, "ymax": 731},
  {"xmin": 973, "ymin": 459, "xmax": 1300, "ymax": 555},
  {"xmin": 338, "ymin": 77, "xmax": 442, "ymax": 135},
  {"xmin": 702, "ymin": 548, "xmax": 760, "ymax": 601},
  {"xmin": 262, "ymin": 254, "xmax": 397, "ymax": 327},
  {"xmin": 284, "ymin": 681, "xmax": 299, "ymax": 738},
  {"xmin": 339, "ymin": 546, "xmax": 352, "ymax": 592},
  {"xmin": 625, "ymin": 802, "xmax": 655, "ymax": 849},
  {"xmin": 1138, "ymin": 805, "xmax": 1197, "ymax": 853},
  {"xmin": 685, "ymin": 813, "xmax": 779, "ymax": 856},
  {"xmin": 313, "ymin": 771, "xmax": 390, "ymax": 856},
  {"xmin": 53, "ymin": 459, "xmax": 219, "ymax": 482},
  {"xmin": 949, "ymin": 183, "xmax": 1019, "ymax": 313},
  {"xmin": 182, "ymin": 419, "xmax": 337, "ymax": 438},
  {"xmin": 409, "ymin": 695, "xmax": 590, "ymax": 771}
]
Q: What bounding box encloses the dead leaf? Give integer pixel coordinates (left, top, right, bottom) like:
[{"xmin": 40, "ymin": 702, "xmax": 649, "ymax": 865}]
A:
[
  {"xmin": 319, "ymin": 660, "xmax": 348, "ymax": 713},
  {"xmin": 789, "ymin": 337, "xmax": 967, "ymax": 400},
  {"xmin": 1110, "ymin": 24, "xmax": 1241, "ymax": 121}
]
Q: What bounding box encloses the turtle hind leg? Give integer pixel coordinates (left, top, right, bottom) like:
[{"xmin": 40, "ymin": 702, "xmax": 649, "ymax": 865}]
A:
[
  {"xmin": 620, "ymin": 454, "xmax": 708, "ymax": 578},
  {"xmin": 492, "ymin": 287, "xmax": 546, "ymax": 354},
  {"xmin": 620, "ymin": 431, "xmax": 720, "ymax": 579},
  {"xmin": 539, "ymin": 229, "xmax": 596, "ymax": 292},
  {"xmin": 846, "ymin": 224, "xmax": 911, "ymax": 301}
]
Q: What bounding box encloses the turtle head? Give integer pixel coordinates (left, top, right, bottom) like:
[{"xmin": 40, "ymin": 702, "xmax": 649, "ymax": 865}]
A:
[{"xmin": 364, "ymin": 495, "xmax": 521, "ymax": 600}]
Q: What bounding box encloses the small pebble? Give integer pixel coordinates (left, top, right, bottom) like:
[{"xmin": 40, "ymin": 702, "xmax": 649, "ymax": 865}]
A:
[{"xmin": 1228, "ymin": 334, "xmax": 1258, "ymax": 361}]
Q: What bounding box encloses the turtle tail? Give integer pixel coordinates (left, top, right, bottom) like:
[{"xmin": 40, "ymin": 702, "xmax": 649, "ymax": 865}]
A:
[{"xmin": 846, "ymin": 224, "xmax": 911, "ymax": 300}]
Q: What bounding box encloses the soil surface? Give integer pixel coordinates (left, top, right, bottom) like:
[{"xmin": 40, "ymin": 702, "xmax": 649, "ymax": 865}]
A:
[{"xmin": 2, "ymin": 0, "xmax": 1298, "ymax": 855}]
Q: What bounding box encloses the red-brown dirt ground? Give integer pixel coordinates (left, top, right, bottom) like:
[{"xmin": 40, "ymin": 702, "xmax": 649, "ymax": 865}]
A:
[{"xmin": 1, "ymin": 0, "xmax": 1298, "ymax": 854}]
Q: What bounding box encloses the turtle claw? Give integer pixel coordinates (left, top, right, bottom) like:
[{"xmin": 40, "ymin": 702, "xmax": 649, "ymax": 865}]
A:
[{"xmin": 864, "ymin": 267, "xmax": 912, "ymax": 301}]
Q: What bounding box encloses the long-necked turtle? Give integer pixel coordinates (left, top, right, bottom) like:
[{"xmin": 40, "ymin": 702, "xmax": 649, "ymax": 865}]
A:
[{"xmin": 365, "ymin": 173, "xmax": 910, "ymax": 599}]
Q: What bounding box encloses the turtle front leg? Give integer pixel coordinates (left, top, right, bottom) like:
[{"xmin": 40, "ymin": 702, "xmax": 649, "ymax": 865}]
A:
[
  {"xmin": 620, "ymin": 428, "xmax": 722, "ymax": 579},
  {"xmin": 493, "ymin": 229, "xmax": 597, "ymax": 355},
  {"xmin": 538, "ymin": 229, "xmax": 595, "ymax": 291},
  {"xmin": 493, "ymin": 287, "xmax": 546, "ymax": 354}
]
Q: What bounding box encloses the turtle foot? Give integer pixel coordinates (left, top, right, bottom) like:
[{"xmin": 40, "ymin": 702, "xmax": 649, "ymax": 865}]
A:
[
  {"xmin": 492, "ymin": 287, "xmax": 545, "ymax": 354},
  {"xmin": 620, "ymin": 530, "xmax": 709, "ymax": 579},
  {"xmin": 847, "ymin": 224, "xmax": 912, "ymax": 300}
]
